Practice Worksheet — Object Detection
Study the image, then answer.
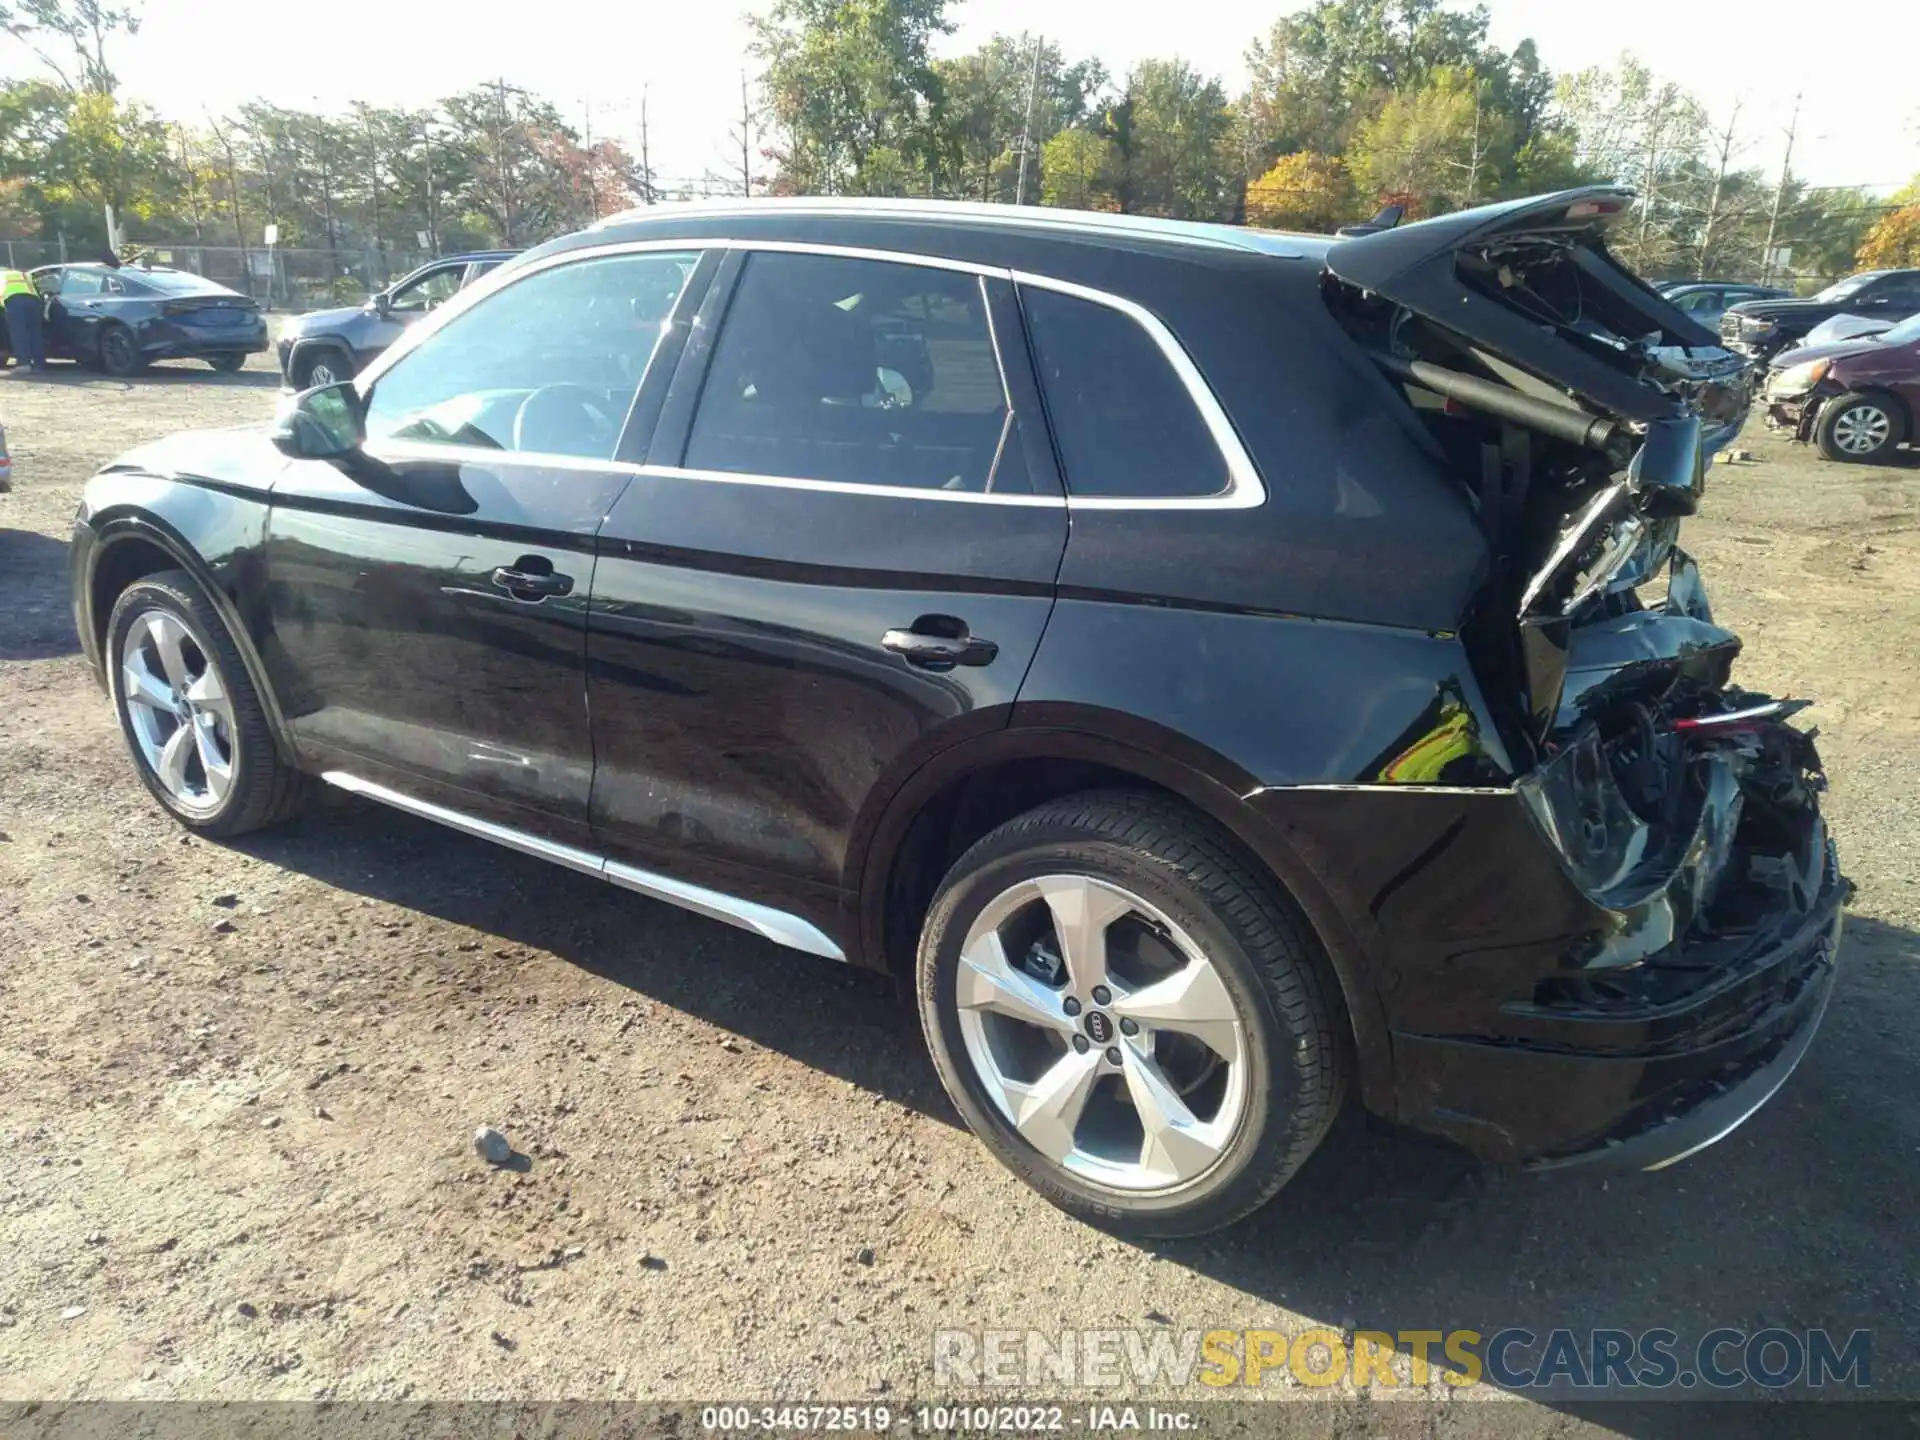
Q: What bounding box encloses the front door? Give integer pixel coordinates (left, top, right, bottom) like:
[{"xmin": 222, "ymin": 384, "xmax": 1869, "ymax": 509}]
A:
[
  {"xmin": 258, "ymin": 246, "xmax": 708, "ymax": 845},
  {"xmin": 586, "ymin": 246, "xmax": 1067, "ymax": 924},
  {"xmin": 40, "ymin": 266, "xmax": 101, "ymax": 359}
]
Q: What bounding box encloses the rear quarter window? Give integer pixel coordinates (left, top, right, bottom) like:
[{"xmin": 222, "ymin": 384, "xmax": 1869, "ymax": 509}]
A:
[{"xmin": 1020, "ymin": 285, "xmax": 1228, "ymax": 500}]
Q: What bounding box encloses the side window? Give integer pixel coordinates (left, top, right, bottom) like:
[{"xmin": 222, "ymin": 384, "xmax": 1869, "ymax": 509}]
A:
[
  {"xmin": 32, "ymin": 270, "xmax": 61, "ymax": 296},
  {"xmin": 682, "ymin": 252, "xmax": 1017, "ymax": 494},
  {"xmin": 363, "ymin": 249, "xmax": 700, "ymax": 461},
  {"xmin": 60, "ymin": 270, "xmax": 104, "ymax": 297},
  {"xmin": 1021, "ymin": 285, "xmax": 1228, "ymax": 499},
  {"xmin": 1868, "ymin": 276, "xmax": 1920, "ymax": 308},
  {"xmin": 1675, "ymin": 289, "xmax": 1720, "ymax": 315},
  {"xmin": 388, "ymin": 265, "xmax": 465, "ymax": 314}
]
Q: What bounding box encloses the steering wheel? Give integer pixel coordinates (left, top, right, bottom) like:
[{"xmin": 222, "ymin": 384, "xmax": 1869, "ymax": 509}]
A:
[{"xmin": 512, "ymin": 383, "xmax": 619, "ymax": 457}]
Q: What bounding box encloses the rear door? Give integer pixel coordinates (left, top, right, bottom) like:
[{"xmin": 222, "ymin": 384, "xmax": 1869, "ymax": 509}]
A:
[
  {"xmin": 586, "ymin": 244, "xmax": 1066, "ymax": 914},
  {"xmin": 260, "ymin": 245, "xmax": 710, "ymax": 846}
]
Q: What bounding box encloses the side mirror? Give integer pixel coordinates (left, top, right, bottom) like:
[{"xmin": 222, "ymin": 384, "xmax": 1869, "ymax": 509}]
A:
[
  {"xmin": 272, "ymin": 381, "xmax": 366, "ymax": 459},
  {"xmin": 372, "ymin": 290, "xmax": 392, "ymax": 317}
]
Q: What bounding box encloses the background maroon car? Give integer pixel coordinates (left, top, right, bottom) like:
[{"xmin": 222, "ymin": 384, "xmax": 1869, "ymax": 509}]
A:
[{"xmin": 1765, "ymin": 310, "xmax": 1920, "ymax": 462}]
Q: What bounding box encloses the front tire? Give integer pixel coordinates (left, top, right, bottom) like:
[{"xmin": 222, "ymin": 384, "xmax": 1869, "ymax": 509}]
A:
[
  {"xmin": 106, "ymin": 570, "xmax": 312, "ymax": 836},
  {"xmin": 96, "ymin": 323, "xmax": 145, "ymax": 378},
  {"xmin": 916, "ymin": 791, "xmax": 1346, "ymax": 1237},
  {"xmin": 1815, "ymin": 391, "xmax": 1905, "ymax": 463}
]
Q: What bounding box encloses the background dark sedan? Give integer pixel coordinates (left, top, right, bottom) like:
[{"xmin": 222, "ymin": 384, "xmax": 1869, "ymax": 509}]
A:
[
  {"xmin": 1721, "ymin": 268, "xmax": 1920, "ymax": 362},
  {"xmin": 28, "ymin": 263, "xmax": 267, "ymax": 377}
]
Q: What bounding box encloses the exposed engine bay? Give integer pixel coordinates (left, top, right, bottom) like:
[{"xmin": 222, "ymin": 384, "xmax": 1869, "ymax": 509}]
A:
[{"xmin": 1322, "ymin": 187, "xmax": 1844, "ymax": 1006}]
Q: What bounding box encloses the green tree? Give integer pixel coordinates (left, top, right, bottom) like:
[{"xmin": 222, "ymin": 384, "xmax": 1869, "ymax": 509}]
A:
[
  {"xmin": 752, "ymin": 0, "xmax": 953, "ymax": 196},
  {"xmin": 1348, "ymin": 66, "xmax": 1513, "ymax": 214},
  {"xmin": 1119, "ymin": 58, "xmax": 1237, "ymax": 221},
  {"xmin": 935, "ymin": 35, "xmax": 1108, "ymax": 204},
  {"xmin": 0, "ymin": 80, "xmax": 173, "ymax": 240},
  {"xmin": 1039, "ymin": 127, "xmax": 1117, "ymax": 211},
  {"xmin": 1240, "ymin": 0, "xmax": 1501, "ymax": 164},
  {"xmin": 440, "ymin": 84, "xmax": 584, "ymax": 246}
]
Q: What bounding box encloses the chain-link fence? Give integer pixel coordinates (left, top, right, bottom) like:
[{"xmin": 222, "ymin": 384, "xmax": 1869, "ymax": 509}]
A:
[{"xmin": 0, "ymin": 238, "xmax": 435, "ymax": 312}]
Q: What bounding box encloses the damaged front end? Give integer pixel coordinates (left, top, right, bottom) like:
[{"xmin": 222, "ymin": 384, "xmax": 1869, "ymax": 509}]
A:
[{"xmin": 1324, "ymin": 187, "xmax": 1845, "ymax": 1170}]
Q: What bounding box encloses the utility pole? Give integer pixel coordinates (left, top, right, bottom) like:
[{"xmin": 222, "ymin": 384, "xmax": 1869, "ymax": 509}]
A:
[
  {"xmin": 1013, "ymin": 33, "xmax": 1044, "ymax": 206},
  {"xmin": 421, "ymin": 115, "xmax": 439, "ymax": 257},
  {"xmin": 738, "ymin": 69, "xmax": 753, "ymax": 198},
  {"xmin": 581, "ymin": 96, "xmax": 599, "ymax": 222},
  {"xmin": 639, "ymin": 86, "xmax": 654, "ymax": 205},
  {"xmin": 491, "ymin": 76, "xmax": 516, "ymax": 244},
  {"xmin": 1761, "ymin": 95, "xmax": 1801, "ymax": 288}
]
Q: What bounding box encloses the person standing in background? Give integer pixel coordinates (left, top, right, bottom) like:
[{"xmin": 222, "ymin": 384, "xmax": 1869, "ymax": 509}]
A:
[{"xmin": 0, "ymin": 268, "xmax": 48, "ymax": 372}]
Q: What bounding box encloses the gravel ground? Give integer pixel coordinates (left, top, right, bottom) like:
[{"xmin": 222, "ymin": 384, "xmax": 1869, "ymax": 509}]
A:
[{"xmin": 1, "ymin": 354, "xmax": 1916, "ymax": 1429}]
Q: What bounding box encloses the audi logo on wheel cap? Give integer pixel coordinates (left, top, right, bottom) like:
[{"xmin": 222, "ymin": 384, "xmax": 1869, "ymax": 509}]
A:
[{"xmin": 1084, "ymin": 1011, "xmax": 1114, "ymax": 1044}]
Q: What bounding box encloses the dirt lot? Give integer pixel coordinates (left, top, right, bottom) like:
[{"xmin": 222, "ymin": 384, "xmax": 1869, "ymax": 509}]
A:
[{"xmin": 1, "ymin": 355, "xmax": 1917, "ymax": 1428}]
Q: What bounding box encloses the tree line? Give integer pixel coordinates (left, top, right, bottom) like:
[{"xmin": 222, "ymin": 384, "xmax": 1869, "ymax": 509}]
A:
[{"xmin": 3, "ymin": 0, "xmax": 1916, "ymax": 283}]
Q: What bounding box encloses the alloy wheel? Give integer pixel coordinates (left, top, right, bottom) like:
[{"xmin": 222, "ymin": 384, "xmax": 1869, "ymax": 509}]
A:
[
  {"xmin": 954, "ymin": 874, "xmax": 1248, "ymax": 1194},
  {"xmin": 118, "ymin": 609, "xmax": 235, "ymax": 816},
  {"xmin": 305, "ymin": 360, "xmax": 338, "ymax": 388},
  {"xmin": 1832, "ymin": 403, "xmax": 1892, "ymax": 455}
]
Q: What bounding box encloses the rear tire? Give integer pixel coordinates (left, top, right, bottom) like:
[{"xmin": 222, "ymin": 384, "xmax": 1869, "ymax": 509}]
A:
[
  {"xmin": 208, "ymin": 351, "xmax": 247, "ymax": 373},
  {"xmin": 106, "ymin": 569, "xmax": 313, "ymax": 836},
  {"xmin": 1815, "ymin": 391, "xmax": 1906, "ymax": 463},
  {"xmin": 916, "ymin": 791, "xmax": 1346, "ymax": 1237},
  {"xmin": 96, "ymin": 323, "xmax": 145, "ymax": 378},
  {"xmin": 295, "ymin": 349, "xmax": 352, "ymax": 389}
]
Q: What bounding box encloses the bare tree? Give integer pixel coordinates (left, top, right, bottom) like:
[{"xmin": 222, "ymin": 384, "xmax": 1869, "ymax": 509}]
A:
[
  {"xmin": 1692, "ymin": 100, "xmax": 1750, "ymax": 279},
  {"xmin": 1761, "ymin": 96, "xmax": 1801, "ymax": 286},
  {"xmin": 0, "ymin": 0, "xmax": 141, "ymax": 94}
]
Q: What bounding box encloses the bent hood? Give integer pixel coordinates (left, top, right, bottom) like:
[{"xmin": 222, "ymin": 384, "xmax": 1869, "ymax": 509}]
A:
[{"xmin": 1768, "ymin": 335, "xmax": 1888, "ymax": 371}]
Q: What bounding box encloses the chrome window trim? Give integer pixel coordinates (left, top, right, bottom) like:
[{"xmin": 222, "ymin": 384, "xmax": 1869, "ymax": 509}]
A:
[
  {"xmin": 724, "ymin": 237, "xmax": 1008, "ymax": 279},
  {"xmin": 1013, "ymin": 270, "xmax": 1268, "ymax": 511},
  {"xmin": 638, "ymin": 463, "xmax": 1065, "ymax": 508},
  {"xmin": 350, "ymin": 234, "xmax": 1267, "ymax": 512},
  {"xmin": 363, "ymin": 437, "xmax": 648, "ymax": 478},
  {"xmin": 354, "ymin": 238, "xmax": 726, "ymax": 394},
  {"xmin": 321, "ymin": 771, "xmax": 847, "ymax": 962}
]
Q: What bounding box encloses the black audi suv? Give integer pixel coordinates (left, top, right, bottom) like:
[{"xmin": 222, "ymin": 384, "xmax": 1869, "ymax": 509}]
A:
[{"xmin": 70, "ymin": 189, "xmax": 1844, "ymax": 1236}]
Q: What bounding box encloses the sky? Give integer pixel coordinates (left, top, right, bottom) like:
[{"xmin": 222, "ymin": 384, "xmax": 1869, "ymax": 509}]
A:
[{"xmin": 9, "ymin": 0, "xmax": 1917, "ymax": 196}]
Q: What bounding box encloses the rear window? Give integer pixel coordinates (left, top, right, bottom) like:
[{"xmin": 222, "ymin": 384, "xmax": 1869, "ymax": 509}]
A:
[
  {"xmin": 124, "ymin": 269, "xmax": 228, "ymax": 297},
  {"xmin": 1021, "ymin": 286, "xmax": 1227, "ymax": 500}
]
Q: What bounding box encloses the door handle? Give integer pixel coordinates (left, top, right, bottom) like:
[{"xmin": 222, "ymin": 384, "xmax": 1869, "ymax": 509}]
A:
[
  {"xmin": 490, "ymin": 560, "xmax": 574, "ymax": 600},
  {"xmin": 882, "ymin": 621, "xmax": 998, "ymax": 670}
]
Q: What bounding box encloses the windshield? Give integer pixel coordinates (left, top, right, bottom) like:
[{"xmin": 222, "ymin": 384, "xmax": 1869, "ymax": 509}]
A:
[
  {"xmin": 123, "ymin": 269, "xmax": 228, "ymax": 297},
  {"xmin": 1811, "ymin": 274, "xmax": 1879, "ymax": 303},
  {"xmin": 1879, "ymin": 312, "xmax": 1920, "ymax": 346}
]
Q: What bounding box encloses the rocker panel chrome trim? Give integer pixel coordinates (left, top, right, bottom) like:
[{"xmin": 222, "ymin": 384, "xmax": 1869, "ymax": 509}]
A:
[{"xmin": 320, "ymin": 770, "xmax": 847, "ymax": 962}]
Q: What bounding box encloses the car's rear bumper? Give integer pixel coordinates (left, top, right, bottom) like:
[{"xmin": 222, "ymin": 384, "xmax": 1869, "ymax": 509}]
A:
[
  {"xmin": 1389, "ymin": 842, "xmax": 1845, "ymax": 1171},
  {"xmin": 141, "ymin": 319, "xmax": 269, "ymax": 359}
]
